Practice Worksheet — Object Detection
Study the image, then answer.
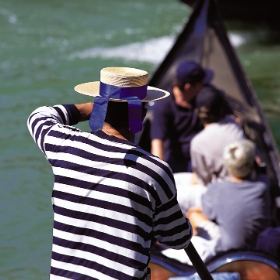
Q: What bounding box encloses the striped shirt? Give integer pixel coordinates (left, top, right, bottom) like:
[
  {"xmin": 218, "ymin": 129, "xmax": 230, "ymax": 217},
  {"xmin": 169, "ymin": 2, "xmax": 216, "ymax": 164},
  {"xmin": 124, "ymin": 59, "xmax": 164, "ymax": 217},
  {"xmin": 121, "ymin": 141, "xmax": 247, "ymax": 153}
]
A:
[{"xmin": 27, "ymin": 104, "xmax": 192, "ymax": 280}]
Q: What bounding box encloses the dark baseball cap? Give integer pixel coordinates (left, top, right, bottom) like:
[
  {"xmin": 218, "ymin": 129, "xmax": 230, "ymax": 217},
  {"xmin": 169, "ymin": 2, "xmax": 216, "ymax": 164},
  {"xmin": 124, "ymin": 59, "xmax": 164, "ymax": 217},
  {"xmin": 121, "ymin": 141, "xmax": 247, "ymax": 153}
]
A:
[{"xmin": 175, "ymin": 60, "xmax": 214, "ymax": 85}]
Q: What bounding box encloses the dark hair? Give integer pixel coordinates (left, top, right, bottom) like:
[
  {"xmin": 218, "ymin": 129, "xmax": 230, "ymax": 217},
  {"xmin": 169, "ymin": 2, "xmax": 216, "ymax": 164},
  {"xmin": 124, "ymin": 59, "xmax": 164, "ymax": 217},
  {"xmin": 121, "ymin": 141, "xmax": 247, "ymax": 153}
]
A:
[
  {"xmin": 105, "ymin": 101, "xmax": 146, "ymax": 130},
  {"xmin": 197, "ymin": 106, "xmax": 223, "ymax": 123},
  {"xmin": 195, "ymin": 86, "xmax": 227, "ymax": 124}
]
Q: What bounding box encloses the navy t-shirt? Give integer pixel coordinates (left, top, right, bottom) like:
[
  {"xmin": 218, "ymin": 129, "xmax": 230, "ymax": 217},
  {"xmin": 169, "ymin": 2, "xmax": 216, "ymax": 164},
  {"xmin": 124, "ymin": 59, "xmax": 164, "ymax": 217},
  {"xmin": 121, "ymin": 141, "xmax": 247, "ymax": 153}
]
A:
[{"xmin": 151, "ymin": 94, "xmax": 203, "ymax": 172}]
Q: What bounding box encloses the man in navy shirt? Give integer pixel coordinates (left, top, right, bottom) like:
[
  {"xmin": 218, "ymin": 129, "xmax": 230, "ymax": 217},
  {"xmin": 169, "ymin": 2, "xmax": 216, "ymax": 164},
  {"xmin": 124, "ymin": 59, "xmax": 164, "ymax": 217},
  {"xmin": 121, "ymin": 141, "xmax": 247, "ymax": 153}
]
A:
[{"xmin": 151, "ymin": 60, "xmax": 214, "ymax": 173}]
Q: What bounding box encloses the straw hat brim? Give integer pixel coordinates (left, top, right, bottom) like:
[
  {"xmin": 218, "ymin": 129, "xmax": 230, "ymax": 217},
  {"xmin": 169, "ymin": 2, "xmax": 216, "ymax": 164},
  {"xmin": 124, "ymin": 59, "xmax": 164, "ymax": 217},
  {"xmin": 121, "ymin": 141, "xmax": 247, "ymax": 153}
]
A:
[{"xmin": 74, "ymin": 82, "xmax": 169, "ymax": 102}]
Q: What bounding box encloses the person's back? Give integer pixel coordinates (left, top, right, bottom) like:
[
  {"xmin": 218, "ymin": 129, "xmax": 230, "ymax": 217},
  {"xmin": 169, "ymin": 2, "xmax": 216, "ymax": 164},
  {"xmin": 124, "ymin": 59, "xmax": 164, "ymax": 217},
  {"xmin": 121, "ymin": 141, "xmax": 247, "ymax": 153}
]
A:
[
  {"xmin": 202, "ymin": 174, "xmax": 271, "ymax": 252},
  {"xmin": 191, "ymin": 115, "xmax": 245, "ymax": 185},
  {"xmin": 190, "ymin": 86, "xmax": 245, "ymax": 185},
  {"xmin": 201, "ymin": 139, "xmax": 271, "ymax": 253},
  {"xmin": 27, "ymin": 67, "xmax": 192, "ymax": 279},
  {"xmin": 46, "ymin": 124, "xmax": 186, "ymax": 279}
]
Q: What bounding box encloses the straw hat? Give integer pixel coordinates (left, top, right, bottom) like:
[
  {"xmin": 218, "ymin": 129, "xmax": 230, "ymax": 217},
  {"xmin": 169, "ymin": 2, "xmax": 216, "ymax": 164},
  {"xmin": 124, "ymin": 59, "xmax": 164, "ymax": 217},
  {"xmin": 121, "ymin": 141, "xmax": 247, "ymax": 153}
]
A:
[
  {"xmin": 74, "ymin": 67, "xmax": 169, "ymax": 133},
  {"xmin": 74, "ymin": 67, "xmax": 169, "ymax": 102}
]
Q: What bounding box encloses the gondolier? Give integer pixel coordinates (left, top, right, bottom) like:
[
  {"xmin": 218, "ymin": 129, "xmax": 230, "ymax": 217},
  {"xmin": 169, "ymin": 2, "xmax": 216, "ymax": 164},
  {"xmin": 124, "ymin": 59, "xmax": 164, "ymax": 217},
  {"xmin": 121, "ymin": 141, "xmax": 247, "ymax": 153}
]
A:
[{"xmin": 27, "ymin": 67, "xmax": 192, "ymax": 280}]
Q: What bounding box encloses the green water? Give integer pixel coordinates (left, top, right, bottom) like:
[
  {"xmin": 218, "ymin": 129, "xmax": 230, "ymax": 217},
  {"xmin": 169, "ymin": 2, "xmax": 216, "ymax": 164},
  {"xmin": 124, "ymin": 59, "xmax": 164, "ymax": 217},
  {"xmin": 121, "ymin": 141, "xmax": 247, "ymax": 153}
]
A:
[{"xmin": 1, "ymin": 0, "xmax": 280, "ymax": 279}]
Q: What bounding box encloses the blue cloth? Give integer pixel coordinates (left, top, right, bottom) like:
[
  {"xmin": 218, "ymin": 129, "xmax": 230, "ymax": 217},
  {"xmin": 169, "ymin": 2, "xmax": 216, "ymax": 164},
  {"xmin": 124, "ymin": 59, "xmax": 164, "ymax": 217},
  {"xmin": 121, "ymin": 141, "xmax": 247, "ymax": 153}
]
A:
[
  {"xmin": 169, "ymin": 272, "xmax": 240, "ymax": 280},
  {"xmin": 89, "ymin": 82, "xmax": 147, "ymax": 133},
  {"xmin": 150, "ymin": 93, "xmax": 203, "ymax": 173},
  {"xmin": 256, "ymin": 226, "xmax": 280, "ymax": 257}
]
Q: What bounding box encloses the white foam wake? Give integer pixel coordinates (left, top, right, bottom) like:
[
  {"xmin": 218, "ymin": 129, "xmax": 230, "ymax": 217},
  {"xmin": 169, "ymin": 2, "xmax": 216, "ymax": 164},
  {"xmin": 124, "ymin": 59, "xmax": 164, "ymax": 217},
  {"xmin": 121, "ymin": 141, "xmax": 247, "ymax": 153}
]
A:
[
  {"xmin": 70, "ymin": 33, "xmax": 245, "ymax": 64},
  {"xmin": 70, "ymin": 36, "xmax": 175, "ymax": 65},
  {"xmin": 0, "ymin": 7, "xmax": 17, "ymax": 24}
]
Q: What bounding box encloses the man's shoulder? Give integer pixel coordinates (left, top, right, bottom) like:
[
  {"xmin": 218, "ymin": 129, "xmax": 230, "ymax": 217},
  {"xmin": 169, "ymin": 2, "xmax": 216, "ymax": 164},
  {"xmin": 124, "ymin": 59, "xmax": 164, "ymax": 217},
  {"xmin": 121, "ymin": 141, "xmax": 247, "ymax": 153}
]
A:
[
  {"xmin": 190, "ymin": 128, "xmax": 208, "ymax": 149},
  {"xmin": 219, "ymin": 116, "xmax": 243, "ymax": 131},
  {"xmin": 136, "ymin": 150, "xmax": 176, "ymax": 189},
  {"xmin": 207, "ymin": 180, "xmax": 232, "ymax": 190},
  {"xmin": 135, "ymin": 146, "xmax": 172, "ymax": 170},
  {"xmin": 202, "ymin": 116, "xmax": 244, "ymax": 140},
  {"xmin": 244, "ymin": 177, "xmax": 269, "ymax": 195}
]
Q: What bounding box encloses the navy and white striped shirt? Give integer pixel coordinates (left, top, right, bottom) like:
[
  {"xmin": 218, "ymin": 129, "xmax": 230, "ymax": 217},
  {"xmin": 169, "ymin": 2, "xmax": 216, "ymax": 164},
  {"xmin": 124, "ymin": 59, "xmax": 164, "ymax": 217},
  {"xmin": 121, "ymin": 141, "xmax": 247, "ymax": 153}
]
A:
[{"xmin": 27, "ymin": 104, "xmax": 192, "ymax": 280}]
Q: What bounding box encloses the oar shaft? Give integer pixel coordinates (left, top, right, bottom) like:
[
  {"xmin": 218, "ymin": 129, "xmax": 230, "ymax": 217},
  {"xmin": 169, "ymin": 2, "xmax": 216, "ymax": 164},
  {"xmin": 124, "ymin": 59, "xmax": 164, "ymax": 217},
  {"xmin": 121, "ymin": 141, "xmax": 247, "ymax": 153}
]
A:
[{"xmin": 184, "ymin": 242, "xmax": 214, "ymax": 280}]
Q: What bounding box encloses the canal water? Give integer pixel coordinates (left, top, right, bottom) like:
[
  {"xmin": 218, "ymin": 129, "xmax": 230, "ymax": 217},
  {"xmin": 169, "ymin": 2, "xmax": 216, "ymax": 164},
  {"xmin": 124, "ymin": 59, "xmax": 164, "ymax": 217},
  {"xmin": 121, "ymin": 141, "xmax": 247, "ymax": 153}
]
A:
[{"xmin": 1, "ymin": 0, "xmax": 280, "ymax": 279}]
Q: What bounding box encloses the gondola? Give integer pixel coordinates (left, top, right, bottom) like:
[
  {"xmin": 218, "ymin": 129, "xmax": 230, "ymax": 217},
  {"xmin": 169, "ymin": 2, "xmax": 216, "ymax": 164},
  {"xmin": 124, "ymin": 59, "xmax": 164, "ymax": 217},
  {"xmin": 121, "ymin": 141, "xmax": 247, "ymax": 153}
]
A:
[{"xmin": 137, "ymin": 0, "xmax": 280, "ymax": 279}]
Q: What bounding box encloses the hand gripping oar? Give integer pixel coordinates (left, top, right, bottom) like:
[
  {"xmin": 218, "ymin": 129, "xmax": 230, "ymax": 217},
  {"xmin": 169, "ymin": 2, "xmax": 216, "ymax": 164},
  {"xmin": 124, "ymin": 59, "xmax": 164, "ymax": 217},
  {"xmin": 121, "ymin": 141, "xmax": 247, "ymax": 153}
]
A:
[{"xmin": 184, "ymin": 242, "xmax": 214, "ymax": 280}]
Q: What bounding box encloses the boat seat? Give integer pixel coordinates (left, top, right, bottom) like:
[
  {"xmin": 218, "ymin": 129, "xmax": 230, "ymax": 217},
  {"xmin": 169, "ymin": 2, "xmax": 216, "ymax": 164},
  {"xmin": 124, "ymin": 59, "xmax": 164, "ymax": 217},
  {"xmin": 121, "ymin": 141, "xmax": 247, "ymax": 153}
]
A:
[{"xmin": 148, "ymin": 246, "xmax": 280, "ymax": 280}]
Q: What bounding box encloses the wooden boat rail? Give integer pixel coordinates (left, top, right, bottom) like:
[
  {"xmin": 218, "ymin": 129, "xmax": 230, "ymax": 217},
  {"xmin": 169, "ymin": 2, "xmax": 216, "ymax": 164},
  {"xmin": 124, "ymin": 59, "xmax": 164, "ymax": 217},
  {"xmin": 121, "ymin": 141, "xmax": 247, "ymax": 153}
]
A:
[{"xmin": 149, "ymin": 250, "xmax": 280, "ymax": 280}]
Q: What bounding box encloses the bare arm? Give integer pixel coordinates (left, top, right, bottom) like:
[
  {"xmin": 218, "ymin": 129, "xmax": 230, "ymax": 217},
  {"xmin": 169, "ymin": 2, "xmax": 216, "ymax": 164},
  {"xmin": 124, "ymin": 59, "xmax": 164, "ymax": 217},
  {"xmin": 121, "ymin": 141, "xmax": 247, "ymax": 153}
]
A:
[
  {"xmin": 151, "ymin": 139, "xmax": 165, "ymax": 160},
  {"xmin": 186, "ymin": 206, "xmax": 209, "ymax": 236},
  {"xmin": 190, "ymin": 172, "xmax": 200, "ymax": 185},
  {"xmin": 75, "ymin": 102, "xmax": 94, "ymax": 122}
]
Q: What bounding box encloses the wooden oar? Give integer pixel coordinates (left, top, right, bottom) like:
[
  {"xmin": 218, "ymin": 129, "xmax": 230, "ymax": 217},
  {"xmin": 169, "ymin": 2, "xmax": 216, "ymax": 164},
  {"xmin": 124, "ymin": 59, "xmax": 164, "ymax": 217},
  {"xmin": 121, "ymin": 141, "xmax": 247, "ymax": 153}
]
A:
[{"xmin": 185, "ymin": 242, "xmax": 214, "ymax": 279}]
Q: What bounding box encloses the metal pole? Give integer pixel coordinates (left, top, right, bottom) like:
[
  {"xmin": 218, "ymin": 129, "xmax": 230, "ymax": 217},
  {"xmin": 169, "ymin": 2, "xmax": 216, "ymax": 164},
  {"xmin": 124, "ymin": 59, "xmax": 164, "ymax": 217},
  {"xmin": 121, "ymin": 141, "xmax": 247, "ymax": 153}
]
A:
[{"xmin": 184, "ymin": 242, "xmax": 214, "ymax": 280}]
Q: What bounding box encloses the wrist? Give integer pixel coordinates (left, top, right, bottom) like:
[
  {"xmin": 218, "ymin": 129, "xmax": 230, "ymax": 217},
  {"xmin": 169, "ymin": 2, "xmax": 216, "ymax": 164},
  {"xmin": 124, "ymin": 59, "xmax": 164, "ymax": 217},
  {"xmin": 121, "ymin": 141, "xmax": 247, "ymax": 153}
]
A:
[{"xmin": 75, "ymin": 102, "xmax": 93, "ymax": 121}]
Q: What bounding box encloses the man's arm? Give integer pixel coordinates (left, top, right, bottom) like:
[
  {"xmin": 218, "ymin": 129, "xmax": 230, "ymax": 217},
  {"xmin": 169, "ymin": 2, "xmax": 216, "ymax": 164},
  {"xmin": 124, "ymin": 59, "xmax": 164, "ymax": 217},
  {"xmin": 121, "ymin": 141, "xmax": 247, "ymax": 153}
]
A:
[
  {"xmin": 154, "ymin": 193, "xmax": 193, "ymax": 249},
  {"xmin": 151, "ymin": 139, "xmax": 165, "ymax": 160},
  {"xmin": 27, "ymin": 103, "xmax": 93, "ymax": 155},
  {"xmin": 187, "ymin": 206, "xmax": 209, "ymax": 236},
  {"xmin": 75, "ymin": 102, "xmax": 93, "ymax": 122},
  {"xmin": 152, "ymin": 166, "xmax": 193, "ymax": 249}
]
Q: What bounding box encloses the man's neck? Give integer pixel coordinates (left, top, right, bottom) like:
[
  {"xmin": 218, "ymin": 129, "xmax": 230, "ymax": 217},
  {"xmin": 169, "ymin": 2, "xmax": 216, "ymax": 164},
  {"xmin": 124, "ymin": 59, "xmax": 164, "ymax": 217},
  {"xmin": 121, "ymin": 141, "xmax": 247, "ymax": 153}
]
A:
[
  {"xmin": 230, "ymin": 176, "xmax": 244, "ymax": 183},
  {"xmin": 102, "ymin": 123, "xmax": 135, "ymax": 142},
  {"xmin": 172, "ymin": 86, "xmax": 192, "ymax": 108}
]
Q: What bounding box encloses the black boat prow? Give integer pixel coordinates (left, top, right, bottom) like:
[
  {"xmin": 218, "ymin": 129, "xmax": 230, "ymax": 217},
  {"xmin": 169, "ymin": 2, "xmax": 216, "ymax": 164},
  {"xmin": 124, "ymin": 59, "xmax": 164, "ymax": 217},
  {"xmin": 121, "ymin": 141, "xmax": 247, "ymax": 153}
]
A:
[{"xmin": 137, "ymin": 0, "xmax": 280, "ymax": 278}]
